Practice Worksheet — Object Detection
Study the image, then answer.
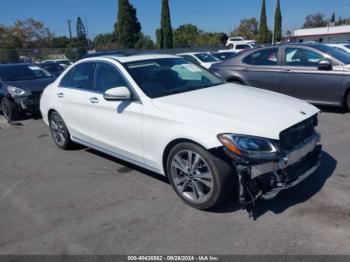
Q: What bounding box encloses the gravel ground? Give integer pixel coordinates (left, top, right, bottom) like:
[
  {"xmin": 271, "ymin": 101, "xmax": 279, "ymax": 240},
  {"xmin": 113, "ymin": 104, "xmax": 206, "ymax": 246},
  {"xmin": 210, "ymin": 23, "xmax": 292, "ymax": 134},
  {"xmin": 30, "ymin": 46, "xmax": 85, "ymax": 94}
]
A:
[{"xmin": 0, "ymin": 109, "xmax": 349, "ymax": 255}]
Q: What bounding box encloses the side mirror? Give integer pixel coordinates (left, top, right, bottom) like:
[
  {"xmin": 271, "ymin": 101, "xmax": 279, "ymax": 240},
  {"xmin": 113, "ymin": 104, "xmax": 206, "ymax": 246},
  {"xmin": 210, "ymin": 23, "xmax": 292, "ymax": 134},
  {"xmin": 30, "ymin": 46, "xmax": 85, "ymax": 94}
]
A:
[
  {"xmin": 103, "ymin": 86, "xmax": 131, "ymax": 101},
  {"xmin": 318, "ymin": 60, "xmax": 332, "ymax": 71}
]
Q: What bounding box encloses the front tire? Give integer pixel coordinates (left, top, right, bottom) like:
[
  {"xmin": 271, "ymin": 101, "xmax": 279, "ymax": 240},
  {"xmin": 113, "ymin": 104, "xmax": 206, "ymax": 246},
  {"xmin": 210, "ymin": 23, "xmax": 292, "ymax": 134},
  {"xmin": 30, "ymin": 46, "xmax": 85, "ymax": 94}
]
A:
[
  {"xmin": 1, "ymin": 97, "xmax": 20, "ymax": 121},
  {"xmin": 49, "ymin": 111, "xmax": 73, "ymax": 150},
  {"xmin": 166, "ymin": 142, "xmax": 234, "ymax": 210}
]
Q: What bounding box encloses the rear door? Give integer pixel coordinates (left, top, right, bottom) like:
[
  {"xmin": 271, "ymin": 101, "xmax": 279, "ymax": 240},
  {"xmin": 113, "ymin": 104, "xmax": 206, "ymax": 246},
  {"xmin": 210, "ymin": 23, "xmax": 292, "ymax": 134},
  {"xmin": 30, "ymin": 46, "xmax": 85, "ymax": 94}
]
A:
[
  {"xmin": 55, "ymin": 62, "xmax": 95, "ymax": 140},
  {"xmin": 279, "ymin": 46, "xmax": 343, "ymax": 104},
  {"xmin": 240, "ymin": 47, "xmax": 281, "ymax": 92}
]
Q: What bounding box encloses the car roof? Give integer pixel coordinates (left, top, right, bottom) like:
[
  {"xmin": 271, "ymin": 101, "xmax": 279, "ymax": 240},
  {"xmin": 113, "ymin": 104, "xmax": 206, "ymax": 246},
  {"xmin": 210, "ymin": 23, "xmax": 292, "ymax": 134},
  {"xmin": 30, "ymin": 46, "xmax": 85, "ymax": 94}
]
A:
[
  {"xmin": 0, "ymin": 63, "xmax": 37, "ymax": 68},
  {"xmin": 176, "ymin": 52, "xmax": 207, "ymax": 56},
  {"xmin": 80, "ymin": 53, "xmax": 179, "ymax": 64}
]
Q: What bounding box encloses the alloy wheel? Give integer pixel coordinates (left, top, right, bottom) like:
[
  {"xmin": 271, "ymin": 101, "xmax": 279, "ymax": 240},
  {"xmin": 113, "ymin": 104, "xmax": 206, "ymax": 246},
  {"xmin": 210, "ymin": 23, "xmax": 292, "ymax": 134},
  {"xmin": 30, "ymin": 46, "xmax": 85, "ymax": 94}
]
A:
[
  {"xmin": 170, "ymin": 150, "xmax": 214, "ymax": 204},
  {"xmin": 50, "ymin": 114, "xmax": 66, "ymax": 147}
]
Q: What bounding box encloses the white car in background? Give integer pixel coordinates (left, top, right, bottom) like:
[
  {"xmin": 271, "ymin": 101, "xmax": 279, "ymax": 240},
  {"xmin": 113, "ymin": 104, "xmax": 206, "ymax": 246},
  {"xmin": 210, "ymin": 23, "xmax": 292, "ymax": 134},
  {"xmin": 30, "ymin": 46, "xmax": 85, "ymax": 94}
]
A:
[
  {"xmin": 226, "ymin": 37, "xmax": 256, "ymax": 48},
  {"xmin": 176, "ymin": 52, "xmax": 221, "ymax": 69},
  {"xmin": 226, "ymin": 43, "xmax": 255, "ymax": 53},
  {"xmin": 327, "ymin": 43, "xmax": 350, "ymax": 53},
  {"xmin": 42, "ymin": 59, "xmax": 73, "ymax": 69},
  {"xmin": 40, "ymin": 54, "xmax": 322, "ymax": 211}
]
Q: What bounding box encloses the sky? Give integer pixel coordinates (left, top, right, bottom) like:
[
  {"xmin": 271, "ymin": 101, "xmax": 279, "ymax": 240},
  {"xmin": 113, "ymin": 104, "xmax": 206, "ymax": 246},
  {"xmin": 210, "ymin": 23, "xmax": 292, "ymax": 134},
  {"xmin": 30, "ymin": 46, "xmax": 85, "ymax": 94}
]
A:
[{"xmin": 1, "ymin": 0, "xmax": 350, "ymax": 40}]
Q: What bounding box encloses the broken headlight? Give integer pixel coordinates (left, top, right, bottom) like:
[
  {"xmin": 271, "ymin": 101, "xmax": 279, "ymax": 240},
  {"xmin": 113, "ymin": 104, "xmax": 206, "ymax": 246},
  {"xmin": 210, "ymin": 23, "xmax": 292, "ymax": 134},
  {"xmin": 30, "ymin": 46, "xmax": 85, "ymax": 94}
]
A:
[
  {"xmin": 217, "ymin": 134, "xmax": 279, "ymax": 160},
  {"xmin": 7, "ymin": 86, "xmax": 31, "ymax": 97}
]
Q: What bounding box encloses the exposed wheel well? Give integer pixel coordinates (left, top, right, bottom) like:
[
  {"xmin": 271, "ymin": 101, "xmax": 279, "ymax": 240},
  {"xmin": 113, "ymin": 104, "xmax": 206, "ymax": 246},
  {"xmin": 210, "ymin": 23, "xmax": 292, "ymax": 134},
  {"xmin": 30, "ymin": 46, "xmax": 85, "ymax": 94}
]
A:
[
  {"xmin": 48, "ymin": 109, "xmax": 57, "ymax": 119},
  {"xmin": 343, "ymin": 87, "xmax": 350, "ymax": 110},
  {"xmin": 226, "ymin": 78, "xmax": 244, "ymax": 85}
]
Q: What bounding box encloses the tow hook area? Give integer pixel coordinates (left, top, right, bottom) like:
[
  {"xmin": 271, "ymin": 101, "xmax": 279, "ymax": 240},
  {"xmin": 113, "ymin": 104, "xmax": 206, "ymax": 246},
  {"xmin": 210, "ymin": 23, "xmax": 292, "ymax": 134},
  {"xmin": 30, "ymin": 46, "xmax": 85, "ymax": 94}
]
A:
[{"xmin": 231, "ymin": 144, "xmax": 322, "ymax": 219}]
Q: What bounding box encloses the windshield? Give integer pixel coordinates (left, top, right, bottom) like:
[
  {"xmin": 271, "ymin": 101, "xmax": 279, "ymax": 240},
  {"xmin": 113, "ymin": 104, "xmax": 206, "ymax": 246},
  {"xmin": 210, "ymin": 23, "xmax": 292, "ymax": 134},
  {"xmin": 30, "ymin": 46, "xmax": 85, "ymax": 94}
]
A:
[
  {"xmin": 213, "ymin": 52, "xmax": 237, "ymax": 61},
  {"xmin": 0, "ymin": 65, "xmax": 52, "ymax": 81},
  {"xmin": 124, "ymin": 58, "xmax": 223, "ymax": 99},
  {"xmin": 194, "ymin": 53, "xmax": 220, "ymax": 63},
  {"xmin": 314, "ymin": 44, "xmax": 350, "ymax": 64}
]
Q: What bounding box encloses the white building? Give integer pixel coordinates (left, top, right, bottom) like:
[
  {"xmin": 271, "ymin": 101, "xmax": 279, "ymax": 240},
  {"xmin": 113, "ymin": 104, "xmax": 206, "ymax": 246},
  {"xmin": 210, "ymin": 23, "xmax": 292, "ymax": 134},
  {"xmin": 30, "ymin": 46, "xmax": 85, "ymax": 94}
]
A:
[{"xmin": 289, "ymin": 24, "xmax": 350, "ymax": 43}]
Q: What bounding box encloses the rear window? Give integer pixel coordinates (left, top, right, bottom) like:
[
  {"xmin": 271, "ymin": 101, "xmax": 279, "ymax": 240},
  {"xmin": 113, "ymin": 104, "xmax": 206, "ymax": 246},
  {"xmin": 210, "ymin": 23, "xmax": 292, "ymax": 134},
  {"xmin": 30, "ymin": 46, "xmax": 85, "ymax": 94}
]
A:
[{"xmin": 0, "ymin": 65, "xmax": 52, "ymax": 81}]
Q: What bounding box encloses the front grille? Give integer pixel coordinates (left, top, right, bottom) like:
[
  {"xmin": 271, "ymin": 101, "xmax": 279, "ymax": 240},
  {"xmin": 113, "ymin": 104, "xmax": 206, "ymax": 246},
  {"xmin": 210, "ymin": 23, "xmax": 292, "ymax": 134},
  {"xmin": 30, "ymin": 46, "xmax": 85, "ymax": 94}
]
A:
[{"xmin": 280, "ymin": 115, "xmax": 318, "ymax": 152}]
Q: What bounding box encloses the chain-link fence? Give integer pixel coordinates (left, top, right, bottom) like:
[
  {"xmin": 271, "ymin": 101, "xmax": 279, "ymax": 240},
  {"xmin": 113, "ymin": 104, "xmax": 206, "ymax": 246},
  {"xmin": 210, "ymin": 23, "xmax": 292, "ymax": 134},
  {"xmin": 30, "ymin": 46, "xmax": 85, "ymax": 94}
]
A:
[
  {"xmin": 0, "ymin": 47, "xmax": 87, "ymax": 64},
  {"xmin": 0, "ymin": 46, "xmax": 224, "ymax": 64}
]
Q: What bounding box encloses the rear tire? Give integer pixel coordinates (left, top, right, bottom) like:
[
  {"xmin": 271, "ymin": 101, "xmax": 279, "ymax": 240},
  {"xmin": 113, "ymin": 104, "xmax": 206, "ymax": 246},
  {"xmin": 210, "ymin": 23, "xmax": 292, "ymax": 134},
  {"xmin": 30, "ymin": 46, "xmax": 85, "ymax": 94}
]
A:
[
  {"xmin": 166, "ymin": 142, "xmax": 234, "ymax": 210},
  {"xmin": 1, "ymin": 97, "xmax": 19, "ymax": 121},
  {"xmin": 49, "ymin": 111, "xmax": 73, "ymax": 150}
]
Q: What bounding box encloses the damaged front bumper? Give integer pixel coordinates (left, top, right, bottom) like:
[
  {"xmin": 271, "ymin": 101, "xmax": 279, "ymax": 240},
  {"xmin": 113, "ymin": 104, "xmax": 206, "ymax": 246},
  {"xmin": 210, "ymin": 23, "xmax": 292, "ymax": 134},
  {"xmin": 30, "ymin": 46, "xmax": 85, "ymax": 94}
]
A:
[
  {"xmin": 10, "ymin": 92, "xmax": 41, "ymax": 113},
  {"xmin": 225, "ymin": 132, "xmax": 322, "ymax": 206}
]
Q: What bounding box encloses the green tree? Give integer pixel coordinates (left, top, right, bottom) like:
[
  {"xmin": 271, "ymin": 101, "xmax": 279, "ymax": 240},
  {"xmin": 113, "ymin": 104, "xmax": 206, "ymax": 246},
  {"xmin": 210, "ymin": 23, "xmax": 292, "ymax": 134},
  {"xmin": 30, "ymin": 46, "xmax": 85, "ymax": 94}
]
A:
[
  {"xmin": 160, "ymin": 0, "xmax": 173, "ymax": 49},
  {"xmin": 258, "ymin": 0, "xmax": 269, "ymax": 44},
  {"xmin": 173, "ymin": 24, "xmax": 200, "ymax": 48},
  {"xmin": 114, "ymin": 0, "xmax": 142, "ymax": 48},
  {"xmin": 135, "ymin": 33, "xmax": 155, "ymax": 50},
  {"xmin": 330, "ymin": 12, "xmax": 336, "ymax": 23},
  {"xmin": 50, "ymin": 36, "xmax": 71, "ymax": 48},
  {"xmin": 231, "ymin": 18, "xmax": 258, "ymax": 40},
  {"xmin": 65, "ymin": 39, "xmax": 87, "ymax": 61},
  {"xmin": 303, "ymin": 13, "xmax": 327, "ymax": 28},
  {"xmin": 93, "ymin": 33, "xmax": 116, "ymax": 49},
  {"xmin": 156, "ymin": 28, "xmax": 161, "ymax": 48},
  {"xmin": 76, "ymin": 17, "xmax": 87, "ymax": 40},
  {"xmin": 274, "ymin": 0, "xmax": 282, "ymax": 43}
]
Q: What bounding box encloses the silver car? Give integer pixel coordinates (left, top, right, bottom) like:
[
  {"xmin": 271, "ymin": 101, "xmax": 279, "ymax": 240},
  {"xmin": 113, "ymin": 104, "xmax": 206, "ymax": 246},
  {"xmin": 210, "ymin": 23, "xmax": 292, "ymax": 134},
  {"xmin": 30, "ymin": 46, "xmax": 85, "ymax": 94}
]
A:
[{"xmin": 211, "ymin": 43, "xmax": 350, "ymax": 111}]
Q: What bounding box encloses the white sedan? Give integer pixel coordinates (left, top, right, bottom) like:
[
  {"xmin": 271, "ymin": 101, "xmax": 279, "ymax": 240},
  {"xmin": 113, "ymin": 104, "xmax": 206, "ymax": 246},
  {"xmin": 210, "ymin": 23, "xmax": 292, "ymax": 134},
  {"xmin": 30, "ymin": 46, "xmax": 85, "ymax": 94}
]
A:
[
  {"xmin": 176, "ymin": 52, "xmax": 221, "ymax": 69},
  {"xmin": 40, "ymin": 54, "xmax": 322, "ymax": 210}
]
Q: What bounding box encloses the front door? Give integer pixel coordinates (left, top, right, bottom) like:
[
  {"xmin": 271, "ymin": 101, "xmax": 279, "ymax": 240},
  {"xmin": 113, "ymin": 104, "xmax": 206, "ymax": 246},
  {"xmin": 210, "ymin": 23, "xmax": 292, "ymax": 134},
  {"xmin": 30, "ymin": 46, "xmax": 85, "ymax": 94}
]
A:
[
  {"xmin": 279, "ymin": 47, "xmax": 343, "ymax": 105},
  {"xmin": 85, "ymin": 62, "xmax": 144, "ymax": 164}
]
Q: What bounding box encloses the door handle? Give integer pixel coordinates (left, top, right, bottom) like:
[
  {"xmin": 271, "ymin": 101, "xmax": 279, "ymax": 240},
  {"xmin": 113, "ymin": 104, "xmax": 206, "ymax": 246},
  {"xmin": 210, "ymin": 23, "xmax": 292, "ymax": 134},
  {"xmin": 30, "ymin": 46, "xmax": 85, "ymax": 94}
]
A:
[
  {"xmin": 57, "ymin": 92, "xmax": 64, "ymax": 98},
  {"xmin": 283, "ymin": 69, "xmax": 292, "ymax": 73},
  {"xmin": 89, "ymin": 97, "xmax": 99, "ymax": 104}
]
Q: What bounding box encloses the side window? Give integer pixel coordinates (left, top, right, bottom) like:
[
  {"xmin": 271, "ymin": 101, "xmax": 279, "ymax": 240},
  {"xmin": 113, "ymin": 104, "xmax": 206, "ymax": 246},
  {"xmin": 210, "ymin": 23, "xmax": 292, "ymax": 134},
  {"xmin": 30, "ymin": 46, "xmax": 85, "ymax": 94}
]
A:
[
  {"xmin": 285, "ymin": 48, "xmax": 324, "ymax": 67},
  {"xmin": 60, "ymin": 62, "xmax": 95, "ymax": 90},
  {"xmin": 60, "ymin": 68, "xmax": 73, "ymax": 87},
  {"xmin": 94, "ymin": 63, "xmax": 128, "ymax": 93},
  {"xmin": 243, "ymin": 48, "xmax": 279, "ymax": 66},
  {"xmin": 236, "ymin": 44, "xmax": 249, "ymax": 50}
]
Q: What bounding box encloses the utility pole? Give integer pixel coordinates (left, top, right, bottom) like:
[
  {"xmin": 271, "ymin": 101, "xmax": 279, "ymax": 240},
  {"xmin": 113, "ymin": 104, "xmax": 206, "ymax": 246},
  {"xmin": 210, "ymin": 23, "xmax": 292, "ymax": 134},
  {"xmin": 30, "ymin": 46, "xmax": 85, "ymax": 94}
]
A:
[{"xmin": 67, "ymin": 19, "xmax": 72, "ymax": 39}]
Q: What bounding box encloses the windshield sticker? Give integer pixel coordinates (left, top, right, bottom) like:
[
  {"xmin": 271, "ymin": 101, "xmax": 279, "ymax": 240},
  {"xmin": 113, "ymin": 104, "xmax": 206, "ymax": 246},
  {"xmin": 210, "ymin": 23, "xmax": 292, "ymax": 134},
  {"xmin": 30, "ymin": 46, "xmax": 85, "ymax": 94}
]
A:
[
  {"xmin": 181, "ymin": 64, "xmax": 201, "ymax": 72},
  {"xmin": 28, "ymin": 66, "xmax": 42, "ymax": 71}
]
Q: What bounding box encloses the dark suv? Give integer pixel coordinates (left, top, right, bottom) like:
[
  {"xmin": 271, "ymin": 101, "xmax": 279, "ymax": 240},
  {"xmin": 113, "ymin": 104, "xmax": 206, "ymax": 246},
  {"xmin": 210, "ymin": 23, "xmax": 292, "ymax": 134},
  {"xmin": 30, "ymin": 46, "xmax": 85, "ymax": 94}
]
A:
[
  {"xmin": 211, "ymin": 43, "xmax": 350, "ymax": 110},
  {"xmin": 0, "ymin": 64, "xmax": 56, "ymax": 121}
]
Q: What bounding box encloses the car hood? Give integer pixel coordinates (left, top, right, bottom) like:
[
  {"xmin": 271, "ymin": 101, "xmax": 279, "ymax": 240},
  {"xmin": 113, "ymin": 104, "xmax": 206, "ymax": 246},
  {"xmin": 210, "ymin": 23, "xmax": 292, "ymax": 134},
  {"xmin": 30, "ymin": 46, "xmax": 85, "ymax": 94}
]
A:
[
  {"xmin": 152, "ymin": 83, "xmax": 320, "ymax": 140},
  {"xmin": 5, "ymin": 77, "xmax": 56, "ymax": 93}
]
